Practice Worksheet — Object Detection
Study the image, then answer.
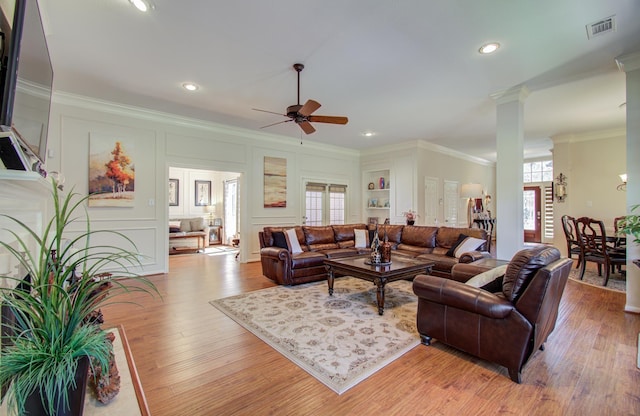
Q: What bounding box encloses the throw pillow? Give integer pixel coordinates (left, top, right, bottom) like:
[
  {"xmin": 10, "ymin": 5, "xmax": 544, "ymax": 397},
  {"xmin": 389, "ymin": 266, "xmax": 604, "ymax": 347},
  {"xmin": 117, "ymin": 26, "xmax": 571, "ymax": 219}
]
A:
[
  {"xmin": 453, "ymin": 236, "xmax": 485, "ymax": 258},
  {"xmin": 179, "ymin": 219, "xmax": 192, "ymax": 232},
  {"xmin": 169, "ymin": 226, "xmax": 180, "ymax": 233},
  {"xmin": 190, "ymin": 218, "xmax": 206, "ymax": 231},
  {"xmin": 284, "ymin": 228, "xmax": 303, "ymax": 254},
  {"xmin": 465, "ymin": 265, "xmax": 508, "ymax": 289},
  {"xmin": 446, "ymin": 234, "xmax": 469, "ymax": 257},
  {"xmin": 272, "ymin": 231, "xmax": 289, "ymax": 249},
  {"xmin": 354, "ymin": 229, "xmax": 368, "ymax": 248}
]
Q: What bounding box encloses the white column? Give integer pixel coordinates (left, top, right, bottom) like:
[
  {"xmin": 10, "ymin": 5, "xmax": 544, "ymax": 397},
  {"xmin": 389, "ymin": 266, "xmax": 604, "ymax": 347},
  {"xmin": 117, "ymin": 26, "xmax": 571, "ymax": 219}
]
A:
[
  {"xmin": 492, "ymin": 85, "xmax": 529, "ymax": 260},
  {"xmin": 616, "ymin": 52, "xmax": 640, "ymax": 313}
]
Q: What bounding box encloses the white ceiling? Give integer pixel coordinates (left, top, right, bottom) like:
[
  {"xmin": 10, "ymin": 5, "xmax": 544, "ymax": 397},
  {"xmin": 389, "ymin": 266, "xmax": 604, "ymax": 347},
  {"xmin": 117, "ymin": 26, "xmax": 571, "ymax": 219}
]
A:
[{"xmin": 39, "ymin": 0, "xmax": 639, "ymax": 161}]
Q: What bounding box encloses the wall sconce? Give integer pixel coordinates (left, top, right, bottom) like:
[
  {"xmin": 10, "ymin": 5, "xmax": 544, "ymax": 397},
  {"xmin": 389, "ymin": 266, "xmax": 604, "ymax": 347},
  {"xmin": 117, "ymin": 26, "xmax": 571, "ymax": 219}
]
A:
[
  {"xmin": 554, "ymin": 173, "xmax": 567, "ymax": 202},
  {"xmin": 617, "ymin": 173, "xmax": 627, "ymax": 191}
]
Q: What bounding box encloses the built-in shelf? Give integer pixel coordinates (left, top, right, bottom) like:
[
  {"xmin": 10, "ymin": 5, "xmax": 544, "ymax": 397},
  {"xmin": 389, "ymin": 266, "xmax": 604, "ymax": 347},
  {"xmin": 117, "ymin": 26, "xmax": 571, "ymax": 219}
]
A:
[{"xmin": 364, "ymin": 169, "xmax": 391, "ymax": 225}]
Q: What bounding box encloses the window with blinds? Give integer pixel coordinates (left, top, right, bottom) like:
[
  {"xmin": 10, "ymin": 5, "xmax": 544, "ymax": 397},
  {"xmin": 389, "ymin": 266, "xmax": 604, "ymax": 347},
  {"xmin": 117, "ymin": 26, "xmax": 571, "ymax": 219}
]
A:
[
  {"xmin": 544, "ymin": 185, "xmax": 554, "ymax": 239},
  {"xmin": 304, "ymin": 182, "xmax": 347, "ymax": 225}
]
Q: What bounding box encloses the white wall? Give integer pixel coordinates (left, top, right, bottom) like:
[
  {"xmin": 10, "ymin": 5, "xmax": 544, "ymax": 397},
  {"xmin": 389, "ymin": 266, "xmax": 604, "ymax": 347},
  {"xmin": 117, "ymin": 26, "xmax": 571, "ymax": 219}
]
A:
[
  {"xmin": 43, "ymin": 92, "xmax": 360, "ymax": 274},
  {"xmin": 168, "ymin": 166, "xmax": 236, "ymax": 221},
  {"xmin": 361, "ymin": 140, "xmax": 496, "ymax": 227},
  {"xmin": 552, "ymin": 129, "xmax": 627, "ymax": 255}
]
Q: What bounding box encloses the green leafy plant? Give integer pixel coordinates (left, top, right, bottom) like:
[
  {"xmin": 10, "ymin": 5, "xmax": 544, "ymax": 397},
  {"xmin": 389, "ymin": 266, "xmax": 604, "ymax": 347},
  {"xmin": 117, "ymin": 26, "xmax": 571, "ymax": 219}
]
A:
[
  {"xmin": 0, "ymin": 178, "xmax": 158, "ymax": 415},
  {"xmin": 618, "ymin": 204, "xmax": 640, "ymax": 244}
]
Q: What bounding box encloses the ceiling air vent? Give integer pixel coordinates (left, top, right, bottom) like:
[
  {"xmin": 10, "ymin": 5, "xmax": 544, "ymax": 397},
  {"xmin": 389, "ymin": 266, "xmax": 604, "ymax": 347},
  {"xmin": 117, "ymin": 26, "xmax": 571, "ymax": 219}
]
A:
[{"xmin": 586, "ymin": 15, "xmax": 616, "ymax": 39}]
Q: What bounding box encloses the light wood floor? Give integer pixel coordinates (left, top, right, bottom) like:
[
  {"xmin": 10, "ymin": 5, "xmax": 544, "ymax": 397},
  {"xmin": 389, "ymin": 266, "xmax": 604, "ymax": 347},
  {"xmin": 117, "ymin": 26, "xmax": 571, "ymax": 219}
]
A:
[{"xmin": 102, "ymin": 251, "xmax": 640, "ymax": 416}]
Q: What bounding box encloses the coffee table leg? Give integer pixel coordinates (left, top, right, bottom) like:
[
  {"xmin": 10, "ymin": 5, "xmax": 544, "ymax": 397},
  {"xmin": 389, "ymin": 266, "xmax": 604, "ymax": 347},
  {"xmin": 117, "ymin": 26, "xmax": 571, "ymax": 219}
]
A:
[
  {"xmin": 327, "ymin": 268, "xmax": 334, "ymax": 296},
  {"xmin": 375, "ymin": 280, "xmax": 385, "ymax": 315}
]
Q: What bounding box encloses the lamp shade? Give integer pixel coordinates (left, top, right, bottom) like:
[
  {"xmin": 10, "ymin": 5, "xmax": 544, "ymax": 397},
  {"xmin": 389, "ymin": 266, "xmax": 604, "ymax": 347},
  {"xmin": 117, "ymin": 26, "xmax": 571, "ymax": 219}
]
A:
[{"xmin": 461, "ymin": 183, "xmax": 483, "ymax": 199}]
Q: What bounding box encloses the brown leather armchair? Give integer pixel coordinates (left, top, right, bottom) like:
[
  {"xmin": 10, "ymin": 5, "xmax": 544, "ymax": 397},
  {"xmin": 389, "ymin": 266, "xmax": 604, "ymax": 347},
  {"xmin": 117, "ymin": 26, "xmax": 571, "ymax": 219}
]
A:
[{"xmin": 412, "ymin": 246, "xmax": 573, "ymax": 383}]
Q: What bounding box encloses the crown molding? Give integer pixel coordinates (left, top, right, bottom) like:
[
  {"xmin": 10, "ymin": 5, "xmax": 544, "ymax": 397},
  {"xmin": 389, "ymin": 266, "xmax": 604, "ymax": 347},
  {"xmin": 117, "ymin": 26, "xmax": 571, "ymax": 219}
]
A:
[
  {"xmin": 51, "ymin": 91, "xmax": 360, "ymax": 157},
  {"xmin": 490, "ymin": 84, "xmax": 530, "ymax": 105},
  {"xmin": 616, "ymin": 51, "xmax": 640, "ymax": 73},
  {"xmin": 551, "ymin": 128, "xmax": 626, "ymax": 144},
  {"xmin": 361, "ymin": 139, "xmax": 493, "ymax": 166}
]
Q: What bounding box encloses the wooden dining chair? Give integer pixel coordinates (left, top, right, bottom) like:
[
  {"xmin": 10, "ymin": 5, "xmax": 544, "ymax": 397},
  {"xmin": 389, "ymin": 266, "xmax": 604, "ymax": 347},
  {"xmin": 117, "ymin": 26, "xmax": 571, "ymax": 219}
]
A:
[
  {"xmin": 574, "ymin": 217, "xmax": 626, "ymax": 286},
  {"xmin": 561, "ymin": 215, "xmax": 581, "ymax": 268}
]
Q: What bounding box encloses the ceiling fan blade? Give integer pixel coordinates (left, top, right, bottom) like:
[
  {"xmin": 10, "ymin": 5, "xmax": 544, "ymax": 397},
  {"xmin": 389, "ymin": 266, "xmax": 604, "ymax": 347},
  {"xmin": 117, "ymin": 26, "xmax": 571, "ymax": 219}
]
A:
[
  {"xmin": 298, "ymin": 99, "xmax": 321, "ymax": 117},
  {"xmin": 307, "ymin": 115, "xmax": 349, "ymax": 125},
  {"xmin": 252, "ymin": 108, "xmax": 287, "ymax": 116},
  {"xmin": 260, "ymin": 119, "xmax": 292, "ymax": 129},
  {"xmin": 298, "ymin": 121, "xmax": 316, "ymax": 134}
]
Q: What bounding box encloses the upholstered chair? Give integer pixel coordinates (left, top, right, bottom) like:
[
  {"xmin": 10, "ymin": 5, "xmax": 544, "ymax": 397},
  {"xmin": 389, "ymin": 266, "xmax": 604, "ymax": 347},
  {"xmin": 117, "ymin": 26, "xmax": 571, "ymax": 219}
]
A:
[{"xmin": 412, "ymin": 245, "xmax": 573, "ymax": 383}]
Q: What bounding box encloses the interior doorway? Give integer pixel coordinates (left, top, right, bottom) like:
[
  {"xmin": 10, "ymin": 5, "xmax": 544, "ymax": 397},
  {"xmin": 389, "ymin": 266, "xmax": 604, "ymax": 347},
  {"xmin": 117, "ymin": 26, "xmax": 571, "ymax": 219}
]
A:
[
  {"xmin": 168, "ymin": 166, "xmax": 241, "ymax": 260},
  {"xmin": 523, "ymin": 186, "xmax": 542, "ymax": 243}
]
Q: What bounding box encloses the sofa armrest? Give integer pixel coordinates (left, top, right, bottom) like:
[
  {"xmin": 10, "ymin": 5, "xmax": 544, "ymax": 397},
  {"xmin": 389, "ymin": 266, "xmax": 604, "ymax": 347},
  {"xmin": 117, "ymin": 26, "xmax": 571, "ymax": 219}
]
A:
[
  {"xmin": 450, "ymin": 263, "xmax": 495, "ymax": 282},
  {"xmin": 458, "ymin": 250, "xmax": 491, "ymax": 264},
  {"xmin": 412, "ymin": 274, "xmax": 514, "ymax": 319},
  {"xmin": 260, "ymin": 246, "xmax": 292, "ymax": 261}
]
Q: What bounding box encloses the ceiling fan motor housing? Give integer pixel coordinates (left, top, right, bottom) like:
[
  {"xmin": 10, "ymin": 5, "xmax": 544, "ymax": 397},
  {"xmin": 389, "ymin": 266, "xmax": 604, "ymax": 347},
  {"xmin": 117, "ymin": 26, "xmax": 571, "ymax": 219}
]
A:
[{"xmin": 287, "ymin": 104, "xmax": 303, "ymax": 118}]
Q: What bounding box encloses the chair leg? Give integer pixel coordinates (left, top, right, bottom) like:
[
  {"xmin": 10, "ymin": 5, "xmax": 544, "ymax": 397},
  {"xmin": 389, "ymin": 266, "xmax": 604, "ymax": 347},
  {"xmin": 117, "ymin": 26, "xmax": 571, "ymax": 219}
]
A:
[
  {"xmin": 578, "ymin": 259, "xmax": 587, "ymax": 280},
  {"xmin": 419, "ymin": 334, "xmax": 432, "ymax": 346},
  {"xmin": 603, "ymin": 263, "xmax": 611, "ymax": 287}
]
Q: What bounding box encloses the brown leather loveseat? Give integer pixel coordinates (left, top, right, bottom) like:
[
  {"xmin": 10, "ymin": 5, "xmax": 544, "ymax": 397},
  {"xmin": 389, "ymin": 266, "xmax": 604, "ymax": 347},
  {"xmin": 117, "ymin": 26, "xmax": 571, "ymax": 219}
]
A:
[
  {"xmin": 259, "ymin": 224, "xmax": 489, "ymax": 286},
  {"xmin": 412, "ymin": 245, "xmax": 572, "ymax": 383}
]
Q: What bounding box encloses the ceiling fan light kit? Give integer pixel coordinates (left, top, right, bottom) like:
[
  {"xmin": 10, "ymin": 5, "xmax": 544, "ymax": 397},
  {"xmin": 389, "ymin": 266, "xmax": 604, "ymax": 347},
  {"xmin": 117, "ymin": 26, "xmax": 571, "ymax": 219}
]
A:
[{"xmin": 253, "ymin": 63, "xmax": 348, "ymax": 135}]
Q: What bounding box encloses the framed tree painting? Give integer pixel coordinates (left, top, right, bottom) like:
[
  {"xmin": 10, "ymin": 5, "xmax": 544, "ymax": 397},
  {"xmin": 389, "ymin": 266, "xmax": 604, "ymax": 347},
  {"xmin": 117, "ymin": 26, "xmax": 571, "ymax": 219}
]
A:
[
  {"xmin": 195, "ymin": 180, "xmax": 211, "ymax": 206},
  {"xmin": 88, "ymin": 134, "xmax": 135, "ymax": 207},
  {"xmin": 168, "ymin": 179, "xmax": 179, "ymax": 206}
]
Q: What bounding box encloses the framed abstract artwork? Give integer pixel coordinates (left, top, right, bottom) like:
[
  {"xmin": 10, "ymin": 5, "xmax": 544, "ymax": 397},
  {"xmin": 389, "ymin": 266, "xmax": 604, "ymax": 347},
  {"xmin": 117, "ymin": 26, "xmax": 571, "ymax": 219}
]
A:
[
  {"xmin": 168, "ymin": 179, "xmax": 179, "ymax": 206},
  {"xmin": 264, "ymin": 156, "xmax": 286, "ymax": 208},
  {"xmin": 195, "ymin": 180, "xmax": 211, "ymax": 206}
]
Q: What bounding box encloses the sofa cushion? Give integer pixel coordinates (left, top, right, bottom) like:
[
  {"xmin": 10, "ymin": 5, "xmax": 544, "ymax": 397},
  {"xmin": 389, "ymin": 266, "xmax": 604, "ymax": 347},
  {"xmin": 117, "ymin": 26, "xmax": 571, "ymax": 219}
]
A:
[
  {"xmin": 502, "ymin": 246, "xmax": 560, "ymax": 302},
  {"xmin": 377, "ymin": 225, "xmax": 404, "ymax": 245},
  {"xmin": 285, "ymin": 229, "xmax": 304, "ymax": 254},
  {"xmin": 446, "ymin": 233, "xmax": 468, "ymax": 257},
  {"xmin": 180, "ymin": 219, "xmax": 192, "ymax": 232},
  {"xmin": 304, "ymin": 226, "xmax": 339, "ymax": 251},
  {"xmin": 401, "ymin": 225, "xmax": 437, "ymax": 248},
  {"xmin": 169, "ymin": 225, "xmax": 181, "ymax": 233},
  {"xmin": 437, "ymin": 227, "xmax": 486, "ymax": 250},
  {"xmin": 190, "ymin": 217, "xmax": 206, "ymax": 231},
  {"xmin": 272, "ymin": 231, "xmax": 289, "ymax": 249}
]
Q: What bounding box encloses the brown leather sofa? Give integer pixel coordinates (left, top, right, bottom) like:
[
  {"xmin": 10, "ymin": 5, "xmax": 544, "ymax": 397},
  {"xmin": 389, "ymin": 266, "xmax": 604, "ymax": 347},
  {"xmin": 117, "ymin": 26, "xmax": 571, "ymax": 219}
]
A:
[
  {"xmin": 412, "ymin": 245, "xmax": 573, "ymax": 383},
  {"xmin": 259, "ymin": 224, "xmax": 489, "ymax": 286}
]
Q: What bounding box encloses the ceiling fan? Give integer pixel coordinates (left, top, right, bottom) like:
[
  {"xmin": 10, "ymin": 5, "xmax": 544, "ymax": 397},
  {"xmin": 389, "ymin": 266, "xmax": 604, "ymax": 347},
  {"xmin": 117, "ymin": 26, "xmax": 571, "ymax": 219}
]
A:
[{"xmin": 253, "ymin": 63, "xmax": 348, "ymax": 134}]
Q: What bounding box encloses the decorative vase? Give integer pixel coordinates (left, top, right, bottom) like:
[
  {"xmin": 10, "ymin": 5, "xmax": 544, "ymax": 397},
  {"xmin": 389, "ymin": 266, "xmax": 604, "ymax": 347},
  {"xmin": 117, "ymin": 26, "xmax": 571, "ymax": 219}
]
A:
[
  {"xmin": 407, "ymin": 220, "xmax": 415, "ymax": 226},
  {"xmin": 24, "ymin": 356, "xmax": 90, "ymax": 416},
  {"xmin": 379, "ymin": 177, "xmax": 385, "ymax": 189},
  {"xmin": 381, "ymin": 231, "xmax": 392, "ymax": 263}
]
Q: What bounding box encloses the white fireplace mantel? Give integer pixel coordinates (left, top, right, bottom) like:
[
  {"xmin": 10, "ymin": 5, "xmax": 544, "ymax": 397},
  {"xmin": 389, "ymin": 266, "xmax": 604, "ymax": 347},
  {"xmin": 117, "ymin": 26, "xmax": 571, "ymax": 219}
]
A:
[{"xmin": 0, "ymin": 170, "xmax": 51, "ymax": 287}]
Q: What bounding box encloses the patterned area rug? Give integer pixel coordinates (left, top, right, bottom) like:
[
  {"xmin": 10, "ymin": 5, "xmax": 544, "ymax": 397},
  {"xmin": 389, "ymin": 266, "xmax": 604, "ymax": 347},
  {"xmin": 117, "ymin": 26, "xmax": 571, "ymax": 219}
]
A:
[
  {"xmin": 210, "ymin": 277, "xmax": 419, "ymax": 394},
  {"xmin": 568, "ymin": 267, "xmax": 626, "ymax": 292}
]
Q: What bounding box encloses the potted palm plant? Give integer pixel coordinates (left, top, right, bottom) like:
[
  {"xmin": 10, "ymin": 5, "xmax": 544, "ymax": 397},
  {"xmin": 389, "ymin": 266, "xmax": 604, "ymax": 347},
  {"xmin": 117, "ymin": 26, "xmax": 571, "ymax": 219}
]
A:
[
  {"xmin": 618, "ymin": 204, "xmax": 640, "ymax": 269},
  {"xmin": 0, "ymin": 178, "xmax": 157, "ymax": 415}
]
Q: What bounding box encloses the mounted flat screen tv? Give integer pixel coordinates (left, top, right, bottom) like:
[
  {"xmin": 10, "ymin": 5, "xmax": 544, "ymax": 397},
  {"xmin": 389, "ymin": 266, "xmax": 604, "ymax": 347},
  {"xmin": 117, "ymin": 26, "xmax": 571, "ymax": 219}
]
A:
[{"xmin": 0, "ymin": 0, "xmax": 53, "ymax": 166}]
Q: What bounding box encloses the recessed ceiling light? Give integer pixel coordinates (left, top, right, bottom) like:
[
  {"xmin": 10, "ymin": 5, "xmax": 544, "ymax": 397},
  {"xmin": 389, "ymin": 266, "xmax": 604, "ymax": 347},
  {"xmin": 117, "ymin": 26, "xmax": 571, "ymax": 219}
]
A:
[
  {"xmin": 361, "ymin": 131, "xmax": 375, "ymax": 137},
  {"xmin": 182, "ymin": 82, "xmax": 199, "ymax": 91},
  {"xmin": 129, "ymin": 0, "xmax": 153, "ymax": 12},
  {"xmin": 479, "ymin": 42, "xmax": 500, "ymax": 54}
]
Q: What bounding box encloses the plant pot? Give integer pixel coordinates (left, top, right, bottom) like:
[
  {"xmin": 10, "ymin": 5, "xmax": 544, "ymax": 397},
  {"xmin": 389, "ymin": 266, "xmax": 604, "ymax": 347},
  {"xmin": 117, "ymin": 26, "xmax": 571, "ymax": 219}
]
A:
[
  {"xmin": 24, "ymin": 356, "xmax": 89, "ymax": 416},
  {"xmin": 406, "ymin": 220, "xmax": 415, "ymax": 226}
]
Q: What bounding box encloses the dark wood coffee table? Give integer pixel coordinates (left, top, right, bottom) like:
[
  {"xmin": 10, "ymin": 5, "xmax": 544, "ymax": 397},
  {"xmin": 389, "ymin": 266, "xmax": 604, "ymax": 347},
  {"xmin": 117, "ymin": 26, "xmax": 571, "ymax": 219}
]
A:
[{"xmin": 324, "ymin": 257, "xmax": 433, "ymax": 315}]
